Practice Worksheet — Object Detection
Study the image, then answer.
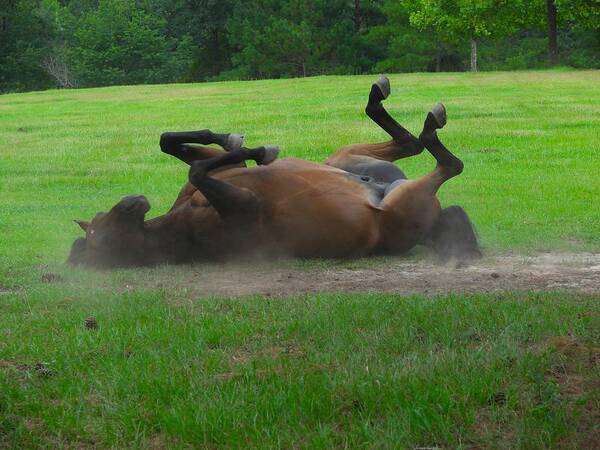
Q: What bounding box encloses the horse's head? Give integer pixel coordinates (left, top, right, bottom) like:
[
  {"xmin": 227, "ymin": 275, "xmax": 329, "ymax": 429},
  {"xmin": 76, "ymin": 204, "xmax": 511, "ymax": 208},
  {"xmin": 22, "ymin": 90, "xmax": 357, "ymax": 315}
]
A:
[{"xmin": 67, "ymin": 195, "xmax": 150, "ymax": 268}]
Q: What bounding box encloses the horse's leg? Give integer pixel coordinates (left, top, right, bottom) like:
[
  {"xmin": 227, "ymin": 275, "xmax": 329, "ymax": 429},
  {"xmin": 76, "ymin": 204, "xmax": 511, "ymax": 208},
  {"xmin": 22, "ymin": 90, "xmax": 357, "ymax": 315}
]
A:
[
  {"xmin": 159, "ymin": 130, "xmax": 245, "ymax": 166},
  {"xmin": 325, "ymin": 143, "xmax": 409, "ymax": 184},
  {"xmin": 325, "ymin": 76, "xmax": 424, "ymax": 183},
  {"xmin": 365, "ymin": 75, "xmax": 424, "ymax": 156},
  {"xmin": 416, "ymin": 106, "xmax": 480, "ymax": 259},
  {"xmin": 188, "ymin": 147, "xmax": 279, "ymax": 222},
  {"xmin": 418, "ymin": 102, "xmax": 463, "ymax": 182},
  {"xmin": 377, "ymin": 103, "xmax": 471, "ymax": 255}
]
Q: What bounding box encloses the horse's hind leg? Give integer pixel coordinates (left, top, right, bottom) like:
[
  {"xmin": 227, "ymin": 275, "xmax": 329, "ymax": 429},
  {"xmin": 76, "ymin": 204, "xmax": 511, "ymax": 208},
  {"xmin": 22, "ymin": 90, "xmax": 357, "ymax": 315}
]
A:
[
  {"xmin": 377, "ymin": 103, "xmax": 472, "ymax": 255},
  {"xmin": 365, "ymin": 76, "xmax": 424, "ymax": 157},
  {"xmin": 379, "ymin": 186, "xmax": 480, "ymax": 260},
  {"xmin": 327, "ymin": 76, "xmax": 424, "ymax": 165},
  {"xmin": 418, "ymin": 102, "xmax": 464, "ymax": 186},
  {"xmin": 416, "ymin": 102, "xmax": 479, "ymax": 261},
  {"xmin": 326, "ymin": 77, "xmax": 424, "ymax": 183}
]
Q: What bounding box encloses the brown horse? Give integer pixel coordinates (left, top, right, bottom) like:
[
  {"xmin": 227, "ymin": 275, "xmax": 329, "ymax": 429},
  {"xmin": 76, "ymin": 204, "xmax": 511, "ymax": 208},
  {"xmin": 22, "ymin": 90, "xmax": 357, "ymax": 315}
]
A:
[{"xmin": 68, "ymin": 76, "xmax": 480, "ymax": 268}]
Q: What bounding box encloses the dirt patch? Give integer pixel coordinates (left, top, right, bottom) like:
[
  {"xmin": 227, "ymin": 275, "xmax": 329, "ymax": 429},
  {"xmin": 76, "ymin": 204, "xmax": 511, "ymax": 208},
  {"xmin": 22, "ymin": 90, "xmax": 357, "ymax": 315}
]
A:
[
  {"xmin": 542, "ymin": 336, "xmax": 600, "ymax": 449},
  {"xmin": 41, "ymin": 272, "xmax": 64, "ymax": 283},
  {"xmin": 0, "ymin": 360, "xmax": 56, "ymax": 378},
  {"xmin": 147, "ymin": 434, "xmax": 171, "ymax": 450},
  {"xmin": 0, "ymin": 285, "xmax": 15, "ymax": 295},
  {"xmin": 137, "ymin": 252, "xmax": 600, "ymax": 298},
  {"xmin": 473, "ymin": 335, "xmax": 600, "ymax": 449}
]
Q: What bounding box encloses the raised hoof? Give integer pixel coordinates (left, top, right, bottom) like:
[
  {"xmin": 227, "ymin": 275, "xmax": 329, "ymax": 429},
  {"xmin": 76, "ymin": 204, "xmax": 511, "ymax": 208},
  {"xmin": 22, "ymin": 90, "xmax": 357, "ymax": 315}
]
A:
[
  {"xmin": 431, "ymin": 102, "xmax": 447, "ymax": 129},
  {"xmin": 259, "ymin": 145, "xmax": 280, "ymax": 165},
  {"xmin": 225, "ymin": 133, "xmax": 245, "ymax": 152},
  {"xmin": 374, "ymin": 75, "xmax": 391, "ymax": 100}
]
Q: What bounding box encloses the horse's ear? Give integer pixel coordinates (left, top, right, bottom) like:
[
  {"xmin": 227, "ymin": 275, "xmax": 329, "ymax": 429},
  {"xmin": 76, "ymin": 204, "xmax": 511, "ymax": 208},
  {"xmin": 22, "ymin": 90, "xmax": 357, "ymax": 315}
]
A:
[{"xmin": 74, "ymin": 220, "xmax": 90, "ymax": 232}]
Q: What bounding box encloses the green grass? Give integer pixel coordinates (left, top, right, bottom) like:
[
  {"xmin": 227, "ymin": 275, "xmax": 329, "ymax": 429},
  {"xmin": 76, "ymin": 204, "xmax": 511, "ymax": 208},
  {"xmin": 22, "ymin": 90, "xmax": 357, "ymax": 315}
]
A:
[
  {"xmin": 1, "ymin": 70, "xmax": 600, "ymax": 269},
  {"xmin": 1, "ymin": 70, "xmax": 600, "ymax": 448},
  {"xmin": 1, "ymin": 289, "xmax": 599, "ymax": 448}
]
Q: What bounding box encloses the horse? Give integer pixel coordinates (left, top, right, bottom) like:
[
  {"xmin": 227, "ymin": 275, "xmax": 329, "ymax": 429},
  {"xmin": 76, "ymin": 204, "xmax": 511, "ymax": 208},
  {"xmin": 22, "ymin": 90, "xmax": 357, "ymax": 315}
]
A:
[{"xmin": 67, "ymin": 76, "xmax": 480, "ymax": 268}]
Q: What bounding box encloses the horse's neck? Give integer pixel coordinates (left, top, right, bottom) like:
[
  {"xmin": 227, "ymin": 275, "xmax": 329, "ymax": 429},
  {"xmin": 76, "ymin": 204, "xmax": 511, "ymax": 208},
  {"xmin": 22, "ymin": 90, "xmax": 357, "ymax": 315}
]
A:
[{"xmin": 143, "ymin": 213, "xmax": 190, "ymax": 264}]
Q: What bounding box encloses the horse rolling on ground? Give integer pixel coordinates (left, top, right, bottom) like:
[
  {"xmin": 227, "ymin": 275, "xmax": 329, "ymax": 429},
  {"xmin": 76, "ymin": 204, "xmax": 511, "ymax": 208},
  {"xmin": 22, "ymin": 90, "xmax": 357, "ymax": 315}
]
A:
[{"xmin": 68, "ymin": 76, "xmax": 480, "ymax": 268}]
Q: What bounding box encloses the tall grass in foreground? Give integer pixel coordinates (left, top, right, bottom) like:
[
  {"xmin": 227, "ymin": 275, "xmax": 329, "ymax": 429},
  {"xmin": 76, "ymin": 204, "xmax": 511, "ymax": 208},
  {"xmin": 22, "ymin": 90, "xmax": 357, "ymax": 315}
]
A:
[{"xmin": 1, "ymin": 290, "xmax": 599, "ymax": 448}]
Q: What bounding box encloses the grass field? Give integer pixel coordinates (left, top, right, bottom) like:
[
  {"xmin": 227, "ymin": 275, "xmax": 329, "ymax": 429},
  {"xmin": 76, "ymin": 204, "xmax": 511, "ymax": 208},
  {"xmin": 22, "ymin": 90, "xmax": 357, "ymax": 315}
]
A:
[
  {"xmin": 1, "ymin": 70, "xmax": 600, "ymax": 448},
  {"xmin": 1, "ymin": 70, "xmax": 600, "ymax": 266}
]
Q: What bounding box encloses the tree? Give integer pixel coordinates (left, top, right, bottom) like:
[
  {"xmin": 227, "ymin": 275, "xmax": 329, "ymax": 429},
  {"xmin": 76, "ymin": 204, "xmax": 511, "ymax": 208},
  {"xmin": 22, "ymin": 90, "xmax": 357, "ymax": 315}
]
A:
[
  {"xmin": 366, "ymin": 0, "xmax": 461, "ymax": 73},
  {"xmin": 1, "ymin": 0, "xmax": 599, "ymax": 93},
  {"xmin": 41, "ymin": 53, "xmax": 76, "ymax": 87},
  {"xmin": 546, "ymin": 0, "xmax": 558, "ymax": 64},
  {"xmin": 144, "ymin": 0, "xmax": 236, "ymax": 81},
  {"xmin": 403, "ymin": 0, "xmax": 538, "ymax": 72},
  {"xmin": 224, "ymin": 0, "xmax": 375, "ymax": 79},
  {"xmin": 543, "ymin": 0, "xmax": 600, "ymax": 65},
  {"xmin": 0, "ymin": 0, "xmax": 66, "ymax": 91},
  {"xmin": 67, "ymin": 0, "xmax": 194, "ymax": 86},
  {"xmin": 556, "ymin": 0, "xmax": 600, "ymax": 30}
]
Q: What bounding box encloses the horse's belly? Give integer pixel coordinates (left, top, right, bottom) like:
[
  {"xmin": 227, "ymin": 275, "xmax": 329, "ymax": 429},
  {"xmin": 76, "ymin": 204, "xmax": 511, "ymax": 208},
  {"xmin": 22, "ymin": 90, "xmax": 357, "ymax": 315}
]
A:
[
  {"xmin": 266, "ymin": 194, "xmax": 379, "ymax": 258},
  {"xmin": 217, "ymin": 160, "xmax": 382, "ymax": 258}
]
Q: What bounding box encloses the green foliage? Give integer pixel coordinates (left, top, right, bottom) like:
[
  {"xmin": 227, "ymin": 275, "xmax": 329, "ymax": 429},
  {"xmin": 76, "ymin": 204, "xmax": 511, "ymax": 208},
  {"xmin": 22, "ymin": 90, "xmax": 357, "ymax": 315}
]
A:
[
  {"xmin": 150, "ymin": 0, "xmax": 235, "ymax": 81},
  {"xmin": 479, "ymin": 33, "xmax": 549, "ymax": 70},
  {"xmin": 367, "ymin": 0, "xmax": 462, "ymax": 73},
  {"xmin": 223, "ymin": 0, "xmax": 379, "ymax": 79},
  {"xmin": 0, "ymin": 0, "xmax": 59, "ymax": 91},
  {"xmin": 67, "ymin": 0, "xmax": 194, "ymax": 86},
  {"xmin": 405, "ymin": 0, "xmax": 544, "ymax": 40},
  {"xmin": 556, "ymin": 0, "xmax": 600, "ymax": 30},
  {"xmin": 403, "ymin": 0, "xmax": 545, "ymax": 70},
  {"xmin": 0, "ymin": 0, "xmax": 599, "ymax": 92}
]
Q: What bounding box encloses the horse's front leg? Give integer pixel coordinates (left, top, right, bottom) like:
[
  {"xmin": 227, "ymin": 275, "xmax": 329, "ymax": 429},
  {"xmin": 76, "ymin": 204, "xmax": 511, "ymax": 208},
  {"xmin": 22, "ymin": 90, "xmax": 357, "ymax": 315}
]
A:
[
  {"xmin": 159, "ymin": 130, "xmax": 245, "ymax": 166},
  {"xmin": 188, "ymin": 147, "xmax": 279, "ymax": 222}
]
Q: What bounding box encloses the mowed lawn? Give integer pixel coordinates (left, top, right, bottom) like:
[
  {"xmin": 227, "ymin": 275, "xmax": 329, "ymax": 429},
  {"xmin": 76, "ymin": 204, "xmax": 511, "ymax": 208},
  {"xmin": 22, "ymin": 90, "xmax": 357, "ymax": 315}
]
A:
[
  {"xmin": 1, "ymin": 71, "xmax": 600, "ymax": 448},
  {"xmin": 1, "ymin": 70, "xmax": 600, "ymax": 265}
]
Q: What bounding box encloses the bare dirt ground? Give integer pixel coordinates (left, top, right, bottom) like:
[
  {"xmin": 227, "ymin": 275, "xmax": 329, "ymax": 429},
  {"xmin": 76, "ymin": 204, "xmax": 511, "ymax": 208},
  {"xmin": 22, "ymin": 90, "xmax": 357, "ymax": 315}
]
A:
[{"xmin": 146, "ymin": 252, "xmax": 600, "ymax": 298}]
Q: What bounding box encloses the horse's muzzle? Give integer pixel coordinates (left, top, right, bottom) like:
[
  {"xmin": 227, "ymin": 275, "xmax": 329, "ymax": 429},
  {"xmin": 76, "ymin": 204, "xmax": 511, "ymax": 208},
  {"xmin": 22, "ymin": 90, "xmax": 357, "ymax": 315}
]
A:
[{"xmin": 118, "ymin": 195, "xmax": 151, "ymax": 215}]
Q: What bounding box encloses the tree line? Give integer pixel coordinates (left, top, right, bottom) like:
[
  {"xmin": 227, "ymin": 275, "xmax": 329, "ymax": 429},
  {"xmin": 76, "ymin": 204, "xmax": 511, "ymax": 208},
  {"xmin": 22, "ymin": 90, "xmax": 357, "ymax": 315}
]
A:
[{"xmin": 1, "ymin": 0, "xmax": 598, "ymax": 93}]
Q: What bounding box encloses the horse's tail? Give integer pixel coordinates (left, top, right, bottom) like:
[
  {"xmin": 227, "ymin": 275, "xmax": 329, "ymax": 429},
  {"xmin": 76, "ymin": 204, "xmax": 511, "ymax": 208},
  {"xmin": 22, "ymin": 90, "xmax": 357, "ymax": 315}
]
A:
[{"xmin": 424, "ymin": 205, "xmax": 482, "ymax": 261}]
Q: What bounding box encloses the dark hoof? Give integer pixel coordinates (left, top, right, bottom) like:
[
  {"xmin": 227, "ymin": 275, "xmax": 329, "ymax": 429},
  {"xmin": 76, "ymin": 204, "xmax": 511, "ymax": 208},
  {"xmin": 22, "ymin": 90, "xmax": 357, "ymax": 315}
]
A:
[
  {"xmin": 375, "ymin": 75, "xmax": 391, "ymax": 100},
  {"xmin": 225, "ymin": 133, "xmax": 245, "ymax": 152},
  {"xmin": 259, "ymin": 145, "xmax": 280, "ymax": 165},
  {"xmin": 431, "ymin": 102, "xmax": 447, "ymax": 129}
]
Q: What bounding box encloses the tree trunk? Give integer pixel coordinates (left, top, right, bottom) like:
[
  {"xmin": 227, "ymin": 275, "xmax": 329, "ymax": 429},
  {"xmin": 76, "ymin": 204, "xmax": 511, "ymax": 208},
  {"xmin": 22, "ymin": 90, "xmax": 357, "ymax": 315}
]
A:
[
  {"xmin": 435, "ymin": 53, "xmax": 441, "ymax": 72},
  {"xmin": 354, "ymin": 0, "xmax": 361, "ymax": 31},
  {"xmin": 470, "ymin": 37, "xmax": 478, "ymax": 72},
  {"xmin": 547, "ymin": 0, "xmax": 558, "ymax": 64}
]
